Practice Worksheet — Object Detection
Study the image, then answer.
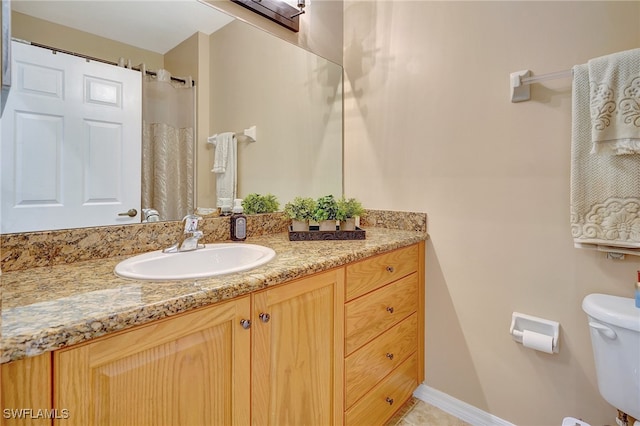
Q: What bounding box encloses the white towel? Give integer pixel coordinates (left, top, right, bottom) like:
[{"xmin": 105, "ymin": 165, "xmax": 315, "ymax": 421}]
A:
[
  {"xmin": 208, "ymin": 132, "xmax": 237, "ymax": 202},
  {"xmin": 210, "ymin": 133, "xmax": 229, "ymax": 173},
  {"xmin": 571, "ymin": 62, "xmax": 640, "ymax": 253},
  {"xmin": 588, "ymin": 48, "xmax": 640, "ymax": 155}
]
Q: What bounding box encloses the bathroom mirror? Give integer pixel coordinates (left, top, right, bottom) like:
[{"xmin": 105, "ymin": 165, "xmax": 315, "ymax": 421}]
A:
[{"xmin": 2, "ymin": 0, "xmax": 342, "ymax": 233}]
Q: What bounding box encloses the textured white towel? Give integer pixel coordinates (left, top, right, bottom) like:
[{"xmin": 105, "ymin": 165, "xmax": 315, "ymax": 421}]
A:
[
  {"xmin": 208, "ymin": 132, "xmax": 237, "ymax": 202},
  {"xmin": 588, "ymin": 48, "xmax": 640, "ymax": 155},
  {"xmin": 571, "ymin": 63, "xmax": 640, "ymax": 252},
  {"xmin": 210, "ymin": 133, "xmax": 228, "ymax": 173}
]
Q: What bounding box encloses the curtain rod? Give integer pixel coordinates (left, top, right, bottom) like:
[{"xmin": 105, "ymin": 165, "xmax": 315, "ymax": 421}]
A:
[{"xmin": 18, "ymin": 39, "xmax": 195, "ymax": 86}]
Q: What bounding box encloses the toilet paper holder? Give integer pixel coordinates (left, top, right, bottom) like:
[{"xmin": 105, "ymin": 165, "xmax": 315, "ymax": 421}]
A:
[{"xmin": 510, "ymin": 312, "xmax": 560, "ymax": 353}]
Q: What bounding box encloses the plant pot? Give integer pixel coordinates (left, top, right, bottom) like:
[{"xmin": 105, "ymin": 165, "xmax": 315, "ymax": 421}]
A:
[
  {"xmin": 291, "ymin": 219, "xmax": 309, "ymax": 232},
  {"xmin": 318, "ymin": 220, "xmax": 337, "ymax": 231},
  {"xmin": 340, "ymin": 218, "xmax": 356, "ymax": 231}
]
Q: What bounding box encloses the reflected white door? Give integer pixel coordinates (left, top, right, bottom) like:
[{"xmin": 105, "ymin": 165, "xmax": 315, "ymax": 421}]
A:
[{"xmin": 1, "ymin": 41, "xmax": 141, "ymax": 233}]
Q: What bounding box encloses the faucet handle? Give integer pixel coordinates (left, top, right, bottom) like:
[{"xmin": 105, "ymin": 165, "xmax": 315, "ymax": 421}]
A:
[
  {"xmin": 180, "ymin": 231, "xmax": 204, "ymax": 252},
  {"xmin": 182, "ymin": 214, "xmax": 202, "ymax": 233}
]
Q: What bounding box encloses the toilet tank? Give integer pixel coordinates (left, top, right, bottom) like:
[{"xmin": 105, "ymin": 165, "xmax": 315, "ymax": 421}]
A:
[{"xmin": 582, "ymin": 294, "xmax": 640, "ymax": 420}]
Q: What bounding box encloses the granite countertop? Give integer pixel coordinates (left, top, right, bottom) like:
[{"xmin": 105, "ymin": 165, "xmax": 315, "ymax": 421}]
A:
[{"xmin": 1, "ymin": 227, "xmax": 426, "ymax": 364}]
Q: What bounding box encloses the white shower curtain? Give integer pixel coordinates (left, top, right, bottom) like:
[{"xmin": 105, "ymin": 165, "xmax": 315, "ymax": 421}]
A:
[{"xmin": 141, "ymin": 68, "xmax": 195, "ymax": 221}]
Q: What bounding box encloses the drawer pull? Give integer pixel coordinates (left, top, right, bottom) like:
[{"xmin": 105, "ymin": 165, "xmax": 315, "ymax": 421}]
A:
[
  {"xmin": 386, "ymin": 306, "xmax": 394, "ymax": 314},
  {"xmin": 386, "ymin": 266, "xmax": 395, "ymax": 273},
  {"xmin": 259, "ymin": 313, "xmax": 271, "ymax": 323},
  {"xmin": 240, "ymin": 319, "xmax": 251, "ymax": 329},
  {"xmin": 386, "ymin": 352, "xmax": 394, "ymax": 360},
  {"xmin": 385, "ymin": 397, "xmax": 394, "ymax": 405}
]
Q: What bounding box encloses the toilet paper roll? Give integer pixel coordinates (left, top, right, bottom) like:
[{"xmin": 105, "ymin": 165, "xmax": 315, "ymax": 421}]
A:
[{"xmin": 522, "ymin": 330, "xmax": 554, "ymax": 354}]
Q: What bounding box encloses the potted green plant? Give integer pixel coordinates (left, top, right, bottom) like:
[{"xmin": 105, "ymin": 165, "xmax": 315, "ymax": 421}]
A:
[
  {"xmin": 336, "ymin": 197, "xmax": 364, "ymax": 231},
  {"xmin": 313, "ymin": 195, "xmax": 339, "ymax": 231},
  {"xmin": 242, "ymin": 193, "xmax": 280, "ymax": 215},
  {"xmin": 284, "ymin": 197, "xmax": 316, "ymax": 231}
]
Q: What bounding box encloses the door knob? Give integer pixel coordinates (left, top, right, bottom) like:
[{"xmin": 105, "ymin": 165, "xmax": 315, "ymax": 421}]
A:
[{"xmin": 118, "ymin": 209, "xmax": 138, "ymax": 217}]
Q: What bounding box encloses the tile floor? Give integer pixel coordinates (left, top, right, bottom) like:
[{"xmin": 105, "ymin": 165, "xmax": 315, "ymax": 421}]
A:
[{"xmin": 385, "ymin": 397, "xmax": 472, "ymax": 426}]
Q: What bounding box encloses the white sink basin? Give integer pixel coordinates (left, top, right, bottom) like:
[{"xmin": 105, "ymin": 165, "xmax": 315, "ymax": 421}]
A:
[{"xmin": 115, "ymin": 243, "xmax": 276, "ymax": 281}]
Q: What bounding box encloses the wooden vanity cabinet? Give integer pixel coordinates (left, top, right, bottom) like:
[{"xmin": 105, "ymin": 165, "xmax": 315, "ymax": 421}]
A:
[
  {"xmin": 53, "ymin": 296, "xmax": 252, "ymax": 426},
  {"xmin": 344, "ymin": 242, "xmax": 425, "ymax": 425},
  {"xmin": 52, "ymin": 268, "xmax": 346, "ymax": 426},
  {"xmin": 2, "ymin": 241, "xmax": 424, "ymax": 426},
  {"xmin": 251, "ymin": 268, "xmax": 345, "ymax": 426}
]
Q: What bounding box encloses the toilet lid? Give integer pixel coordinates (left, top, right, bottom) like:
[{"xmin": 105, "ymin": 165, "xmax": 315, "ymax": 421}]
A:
[{"xmin": 582, "ymin": 294, "xmax": 640, "ymax": 332}]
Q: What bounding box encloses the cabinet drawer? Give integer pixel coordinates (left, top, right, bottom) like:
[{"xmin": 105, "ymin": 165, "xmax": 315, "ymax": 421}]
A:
[
  {"xmin": 345, "ymin": 314, "xmax": 417, "ymax": 409},
  {"xmin": 345, "ymin": 273, "xmax": 418, "ymax": 355},
  {"xmin": 345, "ymin": 354, "xmax": 418, "ymax": 426},
  {"xmin": 346, "ymin": 244, "xmax": 419, "ymax": 301}
]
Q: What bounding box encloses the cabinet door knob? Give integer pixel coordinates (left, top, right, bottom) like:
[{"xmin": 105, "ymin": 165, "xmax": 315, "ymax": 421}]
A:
[
  {"xmin": 386, "ymin": 266, "xmax": 395, "ymax": 273},
  {"xmin": 386, "ymin": 306, "xmax": 394, "ymax": 314},
  {"xmin": 385, "ymin": 397, "xmax": 394, "ymax": 405},
  {"xmin": 240, "ymin": 319, "xmax": 251, "ymax": 329},
  {"xmin": 386, "ymin": 352, "xmax": 394, "ymax": 360},
  {"xmin": 259, "ymin": 312, "xmax": 271, "ymax": 323}
]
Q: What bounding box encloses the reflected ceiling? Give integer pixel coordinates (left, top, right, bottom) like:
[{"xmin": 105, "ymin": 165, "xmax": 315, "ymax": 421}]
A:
[{"xmin": 11, "ymin": 0, "xmax": 233, "ymax": 54}]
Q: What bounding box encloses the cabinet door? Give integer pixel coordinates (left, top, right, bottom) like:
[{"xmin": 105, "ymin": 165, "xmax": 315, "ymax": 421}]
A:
[
  {"xmin": 54, "ymin": 296, "xmax": 251, "ymax": 426},
  {"xmin": 252, "ymin": 268, "xmax": 345, "ymax": 426},
  {"xmin": 1, "ymin": 354, "xmax": 52, "ymax": 426}
]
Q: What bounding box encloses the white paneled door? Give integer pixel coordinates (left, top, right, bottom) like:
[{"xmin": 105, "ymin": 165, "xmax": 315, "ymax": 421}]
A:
[{"xmin": 1, "ymin": 41, "xmax": 141, "ymax": 233}]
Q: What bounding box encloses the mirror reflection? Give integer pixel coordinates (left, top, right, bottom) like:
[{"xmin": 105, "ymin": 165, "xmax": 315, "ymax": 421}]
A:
[{"xmin": 1, "ymin": 0, "xmax": 342, "ymax": 233}]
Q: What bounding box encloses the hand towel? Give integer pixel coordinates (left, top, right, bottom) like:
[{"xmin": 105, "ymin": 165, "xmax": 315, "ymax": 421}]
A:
[
  {"xmin": 209, "ymin": 133, "xmax": 229, "ymax": 173},
  {"xmin": 208, "ymin": 132, "xmax": 237, "ymax": 202},
  {"xmin": 571, "ymin": 63, "xmax": 640, "ymax": 252},
  {"xmin": 588, "ymin": 48, "xmax": 640, "ymax": 155}
]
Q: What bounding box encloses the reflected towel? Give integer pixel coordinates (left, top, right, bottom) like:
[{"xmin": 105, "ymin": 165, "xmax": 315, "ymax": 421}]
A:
[
  {"xmin": 571, "ymin": 63, "xmax": 640, "ymax": 253},
  {"xmin": 208, "ymin": 132, "xmax": 237, "ymax": 201},
  {"xmin": 210, "ymin": 133, "xmax": 228, "ymax": 173},
  {"xmin": 588, "ymin": 48, "xmax": 640, "ymax": 155}
]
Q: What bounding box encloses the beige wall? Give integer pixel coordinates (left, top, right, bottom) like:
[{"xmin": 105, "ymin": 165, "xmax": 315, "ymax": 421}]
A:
[
  {"xmin": 11, "ymin": 12, "xmax": 163, "ymax": 69},
  {"xmin": 204, "ymin": 0, "xmax": 343, "ymax": 65},
  {"xmin": 195, "ymin": 33, "xmax": 214, "ymax": 211},
  {"xmin": 343, "ymin": 1, "xmax": 639, "ymax": 425},
  {"xmin": 164, "ymin": 32, "xmax": 199, "ymax": 78},
  {"xmin": 208, "ymin": 19, "xmax": 343, "ymax": 206}
]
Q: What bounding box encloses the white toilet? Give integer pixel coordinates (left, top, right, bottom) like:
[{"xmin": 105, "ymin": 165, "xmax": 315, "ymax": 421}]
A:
[{"xmin": 582, "ymin": 294, "xmax": 640, "ymax": 425}]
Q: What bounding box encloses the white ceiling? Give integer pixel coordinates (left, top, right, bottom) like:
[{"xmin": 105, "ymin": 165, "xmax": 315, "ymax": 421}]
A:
[{"xmin": 11, "ymin": 0, "xmax": 235, "ymax": 54}]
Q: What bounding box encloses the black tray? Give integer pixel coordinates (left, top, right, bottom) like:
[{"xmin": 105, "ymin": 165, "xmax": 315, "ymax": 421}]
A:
[{"xmin": 288, "ymin": 226, "xmax": 366, "ymax": 241}]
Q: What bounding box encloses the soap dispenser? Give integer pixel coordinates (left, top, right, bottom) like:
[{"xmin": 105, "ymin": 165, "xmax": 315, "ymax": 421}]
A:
[{"xmin": 230, "ymin": 199, "xmax": 247, "ymax": 241}]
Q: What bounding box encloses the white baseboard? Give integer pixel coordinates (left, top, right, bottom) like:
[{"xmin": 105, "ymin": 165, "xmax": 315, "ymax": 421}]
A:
[{"xmin": 413, "ymin": 383, "xmax": 515, "ymax": 426}]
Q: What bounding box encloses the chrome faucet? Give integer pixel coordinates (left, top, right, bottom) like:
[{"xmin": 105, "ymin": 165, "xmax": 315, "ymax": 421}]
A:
[
  {"xmin": 163, "ymin": 214, "xmax": 204, "ymax": 253},
  {"xmin": 142, "ymin": 208, "xmax": 161, "ymax": 222}
]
